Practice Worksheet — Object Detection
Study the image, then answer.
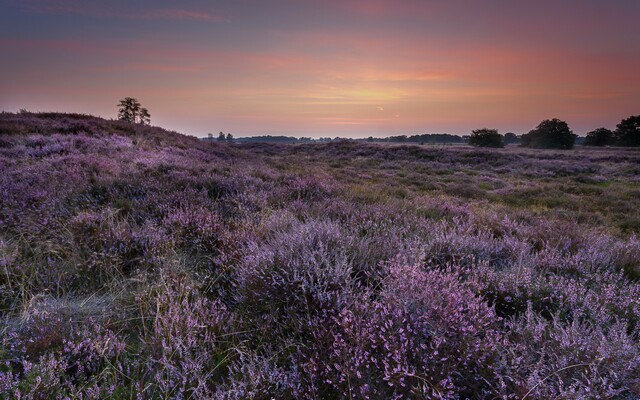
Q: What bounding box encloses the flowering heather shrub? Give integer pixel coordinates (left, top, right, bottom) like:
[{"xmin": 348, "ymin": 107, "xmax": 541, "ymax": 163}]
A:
[
  {"xmin": 379, "ymin": 264, "xmax": 502, "ymax": 396},
  {"xmin": 615, "ymin": 235, "xmax": 640, "ymax": 280},
  {"xmin": 285, "ymin": 174, "xmax": 335, "ymax": 201},
  {"xmin": 295, "ymin": 264, "xmax": 501, "ymax": 399},
  {"xmin": 1, "ymin": 298, "xmax": 127, "ymax": 399},
  {"xmin": 165, "ymin": 206, "xmax": 223, "ymax": 254},
  {"xmin": 502, "ymin": 307, "xmax": 640, "ymax": 398},
  {"xmin": 233, "ymin": 216, "xmax": 355, "ymax": 341},
  {"xmin": 424, "ymin": 218, "xmax": 526, "ymax": 269},
  {"xmin": 2, "ymin": 112, "xmax": 640, "ymax": 398},
  {"xmin": 213, "ymin": 353, "xmax": 300, "ymax": 399},
  {"xmin": 70, "ymin": 209, "xmax": 171, "ymax": 290},
  {"xmin": 143, "ymin": 275, "xmax": 236, "ymax": 399}
]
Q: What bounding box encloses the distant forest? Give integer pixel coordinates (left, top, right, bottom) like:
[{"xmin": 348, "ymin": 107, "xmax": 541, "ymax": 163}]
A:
[
  {"xmin": 204, "ymin": 114, "xmax": 640, "ymax": 148},
  {"xmin": 203, "ymin": 132, "xmax": 594, "ymax": 146},
  {"xmin": 204, "ymin": 133, "xmax": 469, "ymax": 144}
]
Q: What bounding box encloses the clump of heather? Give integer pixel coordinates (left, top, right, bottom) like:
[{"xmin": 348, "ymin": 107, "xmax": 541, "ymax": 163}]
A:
[
  {"xmin": 297, "ymin": 264, "xmax": 502, "ymax": 399},
  {"xmin": 213, "ymin": 353, "xmax": 300, "ymax": 399},
  {"xmin": 1, "ymin": 299, "xmax": 128, "ymax": 399},
  {"xmin": 233, "ymin": 214, "xmax": 355, "ymax": 342},
  {"xmin": 70, "ymin": 208, "xmax": 171, "ymax": 290},
  {"xmin": 501, "ymin": 307, "xmax": 640, "ymax": 398},
  {"xmin": 141, "ymin": 275, "xmax": 236, "ymax": 399}
]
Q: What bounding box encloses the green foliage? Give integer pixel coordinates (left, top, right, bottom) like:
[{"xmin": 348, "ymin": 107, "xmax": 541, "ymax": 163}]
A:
[
  {"xmin": 584, "ymin": 127, "xmax": 614, "ymax": 146},
  {"xmin": 614, "ymin": 115, "xmax": 640, "ymax": 147},
  {"xmin": 521, "ymin": 118, "xmax": 576, "ymax": 149},
  {"xmin": 117, "ymin": 97, "xmax": 151, "ymax": 125},
  {"xmin": 468, "ymin": 128, "xmax": 504, "ymax": 148}
]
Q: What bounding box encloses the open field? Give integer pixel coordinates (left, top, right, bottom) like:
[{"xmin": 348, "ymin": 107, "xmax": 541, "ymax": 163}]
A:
[{"xmin": 1, "ymin": 112, "xmax": 639, "ymax": 399}]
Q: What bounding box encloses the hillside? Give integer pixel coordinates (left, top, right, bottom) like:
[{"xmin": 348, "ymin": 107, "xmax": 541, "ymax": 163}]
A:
[{"xmin": 1, "ymin": 112, "xmax": 639, "ymax": 399}]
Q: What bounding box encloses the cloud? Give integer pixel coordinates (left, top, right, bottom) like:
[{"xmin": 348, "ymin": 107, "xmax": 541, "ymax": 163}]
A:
[
  {"xmin": 16, "ymin": 1, "xmax": 223, "ymax": 22},
  {"xmin": 20, "ymin": 0, "xmax": 111, "ymax": 17},
  {"xmin": 143, "ymin": 9, "xmax": 223, "ymax": 22},
  {"xmin": 93, "ymin": 63, "xmax": 202, "ymax": 73},
  {"xmin": 377, "ymin": 106, "xmax": 384, "ymax": 111}
]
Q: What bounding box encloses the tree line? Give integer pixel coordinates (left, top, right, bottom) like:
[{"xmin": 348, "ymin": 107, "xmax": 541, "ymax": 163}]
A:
[
  {"xmin": 469, "ymin": 115, "xmax": 639, "ymax": 149},
  {"xmin": 115, "ymin": 99, "xmax": 637, "ymax": 150}
]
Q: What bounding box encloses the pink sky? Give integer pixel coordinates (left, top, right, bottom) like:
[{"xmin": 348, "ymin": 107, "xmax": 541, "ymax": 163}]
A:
[{"xmin": 1, "ymin": 0, "xmax": 639, "ymax": 137}]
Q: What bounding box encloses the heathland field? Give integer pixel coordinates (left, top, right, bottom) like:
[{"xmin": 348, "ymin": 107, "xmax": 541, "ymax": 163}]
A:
[{"xmin": 1, "ymin": 112, "xmax": 639, "ymax": 399}]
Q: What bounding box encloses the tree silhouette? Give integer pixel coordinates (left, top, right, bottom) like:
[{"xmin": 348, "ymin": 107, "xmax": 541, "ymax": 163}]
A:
[
  {"xmin": 503, "ymin": 132, "xmax": 519, "ymax": 145},
  {"xmin": 520, "ymin": 118, "xmax": 576, "ymax": 149},
  {"xmin": 614, "ymin": 115, "xmax": 640, "ymax": 147},
  {"xmin": 468, "ymin": 128, "xmax": 503, "ymax": 148},
  {"xmin": 584, "ymin": 128, "xmax": 613, "ymax": 146},
  {"xmin": 117, "ymin": 97, "xmax": 151, "ymax": 125},
  {"xmin": 217, "ymin": 132, "xmax": 226, "ymax": 141}
]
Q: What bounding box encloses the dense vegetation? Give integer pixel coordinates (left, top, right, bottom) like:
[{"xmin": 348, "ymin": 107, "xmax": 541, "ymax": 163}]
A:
[
  {"xmin": 468, "ymin": 128, "xmax": 504, "ymax": 148},
  {"xmin": 520, "ymin": 119, "xmax": 577, "ymax": 149},
  {"xmin": 584, "ymin": 128, "xmax": 615, "ymax": 147},
  {"xmin": 1, "ymin": 112, "xmax": 639, "ymax": 399},
  {"xmin": 614, "ymin": 115, "xmax": 640, "ymax": 147}
]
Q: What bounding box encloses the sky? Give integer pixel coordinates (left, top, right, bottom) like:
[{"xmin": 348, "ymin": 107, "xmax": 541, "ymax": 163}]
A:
[{"xmin": 1, "ymin": 0, "xmax": 639, "ymax": 138}]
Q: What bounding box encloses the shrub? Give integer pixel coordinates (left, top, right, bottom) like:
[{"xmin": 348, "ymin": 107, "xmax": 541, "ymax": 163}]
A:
[
  {"xmin": 614, "ymin": 115, "xmax": 640, "ymax": 146},
  {"xmin": 143, "ymin": 276, "xmax": 236, "ymax": 398},
  {"xmin": 503, "ymin": 132, "xmax": 519, "ymax": 144},
  {"xmin": 521, "ymin": 119, "xmax": 577, "ymax": 149},
  {"xmin": 468, "ymin": 128, "xmax": 504, "ymax": 148},
  {"xmin": 584, "ymin": 127, "xmax": 614, "ymax": 146},
  {"xmin": 502, "ymin": 308, "xmax": 640, "ymax": 398},
  {"xmin": 297, "ymin": 264, "xmax": 502, "ymax": 399}
]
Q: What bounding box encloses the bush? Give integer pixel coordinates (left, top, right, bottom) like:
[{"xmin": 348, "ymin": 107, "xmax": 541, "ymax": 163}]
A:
[
  {"xmin": 584, "ymin": 127, "xmax": 614, "ymax": 146},
  {"xmin": 468, "ymin": 128, "xmax": 504, "ymax": 148},
  {"xmin": 614, "ymin": 115, "xmax": 640, "ymax": 147},
  {"xmin": 503, "ymin": 132, "xmax": 519, "ymax": 144},
  {"xmin": 297, "ymin": 264, "xmax": 502, "ymax": 398},
  {"xmin": 521, "ymin": 119, "xmax": 576, "ymax": 149}
]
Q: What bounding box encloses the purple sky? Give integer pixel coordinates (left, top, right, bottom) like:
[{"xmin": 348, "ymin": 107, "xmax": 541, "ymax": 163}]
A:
[{"xmin": 1, "ymin": 0, "xmax": 639, "ymax": 137}]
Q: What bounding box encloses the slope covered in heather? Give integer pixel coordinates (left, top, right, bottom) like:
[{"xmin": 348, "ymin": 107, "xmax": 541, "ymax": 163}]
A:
[{"xmin": 1, "ymin": 112, "xmax": 639, "ymax": 399}]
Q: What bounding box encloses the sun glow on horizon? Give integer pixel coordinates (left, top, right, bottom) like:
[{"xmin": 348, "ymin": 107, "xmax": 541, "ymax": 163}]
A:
[{"xmin": 1, "ymin": 1, "xmax": 639, "ymax": 137}]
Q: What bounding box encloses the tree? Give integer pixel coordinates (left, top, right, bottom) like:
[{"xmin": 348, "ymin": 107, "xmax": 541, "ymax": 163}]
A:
[
  {"xmin": 503, "ymin": 132, "xmax": 519, "ymax": 145},
  {"xmin": 226, "ymin": 133, "xmax": 234, "ymax": 142},
  {"xmin": 614, "ymin": 115, "xmax": 640, "ymax": 147},
  {"xmin": 468, "ymin": 128, "xmax": 503, "ymax": 148},
  {"xmin": 217, "ymin": 132, "xmax": 226, "ymax": 141},
  {"xmin": 520, "ymin": 118, "xmax": 576, "ymax": 149},
  {"xmin": 117, "ymin": 97, "xmax": 150, "ymax": 125},
  {"xmin": 584, "ymin": 128, "xmax": 613, "ymax": 146},
  {"xmin": 138, "ymin": 107, "xmax": 150, "ymax": 125}
]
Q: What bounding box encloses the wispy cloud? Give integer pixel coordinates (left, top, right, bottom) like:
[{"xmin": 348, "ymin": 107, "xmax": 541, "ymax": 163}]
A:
[
  {"xmin": 16, "ymin": 0, "xmax": 223, "ymax": 22},
  {"xmin": 93, "ymin": 63, "xmax": 202, "ymax": 73},
  {"xmin": 567, "ymin": 91, "xmax": 627, "ymax": 100},
  {"xmin": 144, "ymin": 9, "xmax": 222, "ymax": 22},
  {"xmin": 21, "ymin": 0, "xmax": 110, "ymax": 17}
]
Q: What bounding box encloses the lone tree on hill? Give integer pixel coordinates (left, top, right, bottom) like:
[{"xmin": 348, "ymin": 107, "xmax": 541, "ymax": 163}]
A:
[
  {"xmin": 520, "ymin": 118, "xmax": 576, "ymax": 149},
  {"xmin": 584, "ymin": 128, "xmax": 614, "ymax": 146},
  {"xmin": 468, "ymin": 128, "xmax": 504, "ymax": 148},
  {"xmin": 614, "ymin": 115, "xmax": 640, "ymax": 147},
  {"xmin": 117, "ymin": 97, "xmax": 151, "ymax": 125}
]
